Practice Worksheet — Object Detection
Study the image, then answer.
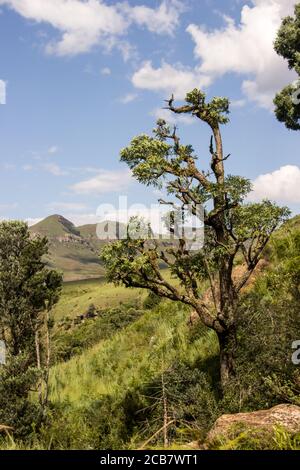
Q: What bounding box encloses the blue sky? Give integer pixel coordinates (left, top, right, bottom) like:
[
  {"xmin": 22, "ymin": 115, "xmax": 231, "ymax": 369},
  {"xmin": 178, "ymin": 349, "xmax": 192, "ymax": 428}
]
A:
[{"xmin": 0, "ymin": 0, "xmax": 299, "ymax": 226}]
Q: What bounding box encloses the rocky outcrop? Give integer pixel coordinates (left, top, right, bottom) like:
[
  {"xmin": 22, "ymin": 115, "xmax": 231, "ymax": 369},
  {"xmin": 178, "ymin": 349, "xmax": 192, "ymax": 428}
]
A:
[{"xmin": 206, "ymin": 404, "xmax": 300, "ymax": 445}]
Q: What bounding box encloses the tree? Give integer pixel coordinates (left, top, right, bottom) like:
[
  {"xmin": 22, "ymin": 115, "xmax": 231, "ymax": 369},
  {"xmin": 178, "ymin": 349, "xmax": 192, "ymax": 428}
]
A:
[
  {"xmin": 101, "ymin": 89, "xmax": 289, "ymax": 391},
  {"xmin": 274, "ymin": 3, "xmax": 300, "ymax": 130},
  {"xmin": 0, "ymin": 221, "xmax": 62, "ymax": 431}
]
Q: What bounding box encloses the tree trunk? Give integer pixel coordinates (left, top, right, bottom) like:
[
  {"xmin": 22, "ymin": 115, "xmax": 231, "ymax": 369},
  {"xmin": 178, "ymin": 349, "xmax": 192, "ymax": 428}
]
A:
[
  {"xmin": 217, "ymin": 326, "xmax": 237, "ymax": 391},
  {"xmin": 35, "ymin": 329, "xmax": 43, "ymax": 404}
]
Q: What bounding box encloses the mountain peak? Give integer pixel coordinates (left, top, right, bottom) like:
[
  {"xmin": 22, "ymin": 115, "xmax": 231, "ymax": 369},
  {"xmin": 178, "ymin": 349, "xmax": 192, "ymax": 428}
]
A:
[{"xmin": 29, "ymin": 214, "xmax": 80, "ymax": 238}]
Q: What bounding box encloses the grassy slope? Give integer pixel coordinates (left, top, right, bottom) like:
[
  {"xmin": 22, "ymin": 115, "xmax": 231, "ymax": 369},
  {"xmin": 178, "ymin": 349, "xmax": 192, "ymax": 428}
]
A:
[
  {"xmin": 52, "ymin": 278, "xmax": 147, "ymax": 320},
  {"xmin": 45, "ymin": 242, "xmax": 105, "ymax": 282},
  {"xmin": 30, "ymin": 215, "xmax": 80, "ymax": 237},
  {"xmin": 49, "ymin": 302, "xmax": 217, "ymax": 404},
  {"xmin": 30, "ymin": 215, "xmax": 105, "ymax": 282},
  {"xmin": 47, "ymin": 215, "xmax": 300, "ymax": 397}
]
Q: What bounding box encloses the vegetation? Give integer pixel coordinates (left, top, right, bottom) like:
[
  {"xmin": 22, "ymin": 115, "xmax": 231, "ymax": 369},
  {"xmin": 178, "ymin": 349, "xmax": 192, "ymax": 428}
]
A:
[
  {"xmin": 0, "ymin": 221, "xmax": 62, "ymax": 436},
  {"xmin": 1, "ymin": 10, "xmax": 299, "ymax": 446},
  {"xmin": 0, "ymin": 213, "xmax": 298, "ymax": 450},
  {"xmin": 29, "ymin": 215, "xmax": 106, "ymax": 282},
  {"xmin": 101, "ymin": 89, "xmax": 289, "ymax": 390},
  {"xmin": 274, "ymin": 3, "xmax": 300, "ymax": 130}
]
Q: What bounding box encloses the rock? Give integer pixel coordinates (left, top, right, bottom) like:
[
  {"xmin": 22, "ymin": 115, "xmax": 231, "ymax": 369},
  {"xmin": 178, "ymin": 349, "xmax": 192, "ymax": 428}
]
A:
[
  {"xmin": 185, "ymin": 440, "xmax": 202, "ymax": 450},
  {"xmin": 206, "ymin": 404, "xmax": 300, "ymax": 445}
]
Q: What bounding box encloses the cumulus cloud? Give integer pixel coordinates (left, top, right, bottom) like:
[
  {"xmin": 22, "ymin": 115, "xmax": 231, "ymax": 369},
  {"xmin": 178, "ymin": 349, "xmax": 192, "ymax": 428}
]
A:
[
  {"xmin": 186, "ymin": 0, "xmax": 297, "ymax": 109},
  {"xmin": 151, "ymin": 107, "xmax": 194, "ymax": 125},
  {"xmin": 132, "ymin": 61, "xmax": 211, "ymax": 99},
  {"xmin": 70, "ymin": 169, "xmax": 132, "ymax": 195},
  {"xmin": 123, "ymin": 0, "xmax": 184, "ymax": 35},
  {"xmin": 0, "ymin": 0, "xmax": 183, "ymax": 56},
  {"xmin": 249, "ymin": 165, "xmax": 300, "ymax": 204},
  {"xmin": 131, "ymin": 1, "xmax": 296, "ymax": 109}
]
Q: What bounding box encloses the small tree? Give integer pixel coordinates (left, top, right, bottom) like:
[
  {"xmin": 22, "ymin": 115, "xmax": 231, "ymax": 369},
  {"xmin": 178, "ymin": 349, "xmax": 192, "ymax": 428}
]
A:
[
  {"xmin": 0, "ymin": 221, "xmax": 62, "ymax": 430},
  {"xmin": 101, "ymin": 90, "xmax": 289, "ymax": 391},
  {"xmin": 274, "ymin": 3, "xmax": 300, "ymax": 130}
]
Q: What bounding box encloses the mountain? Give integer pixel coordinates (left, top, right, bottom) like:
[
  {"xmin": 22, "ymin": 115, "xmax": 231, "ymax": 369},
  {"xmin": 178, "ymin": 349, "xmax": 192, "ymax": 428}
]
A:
[{"xmin": 29, "ymin": 215, "xmax": 106, "ymax": 282}]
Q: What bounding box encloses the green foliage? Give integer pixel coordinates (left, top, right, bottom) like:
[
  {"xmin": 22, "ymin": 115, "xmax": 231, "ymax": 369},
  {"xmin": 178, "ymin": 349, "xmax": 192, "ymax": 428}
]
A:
[
  {"xmin": 274, "ymin": 83, "xmax": 300, "ymax": 130},
  {"xmin": 0, "ymin": 221, "xmax": 62, "ymax": 435},
  {"xmin": 209, "ymin": 425, "xmax": 300, "ymax": 451},
  {"xmin": 0, "ymin": 355, "xmax": 41, "ymax": 438},
  {"xmin": 121, "ymin": 135, "xmax": 171, "ymax": 187},
  {"xmin": 125, "ymin": 361, "xmax": 219, "ymax": 448},
  {"xmin": 221, "ymin": 222, "xmax": 300, "ymax": 412},
  {"xmin": 52, "ymin": 305, "xmax": 143, "ymax": 363},
  {"xmin": 43, "ymin": 301, "xmax": 219, "ymax": 449},
  {"xmin": 0, "ymin": 221, "xmax": 62, "ymax": 355},
  {"xmin": 274, "ymin": 4, "xmax": 300, "ymax": 130},
  {"xmin": 185, "ymin": 89, "xmax": 230, "ymax": 125},
  {"xmin": 2, "ymin": 214, "xmax": 300, "ymax": 449},
  {"xmin": 232, "ymin": 201, "xmax": 290, "ymax": 243},
  {"xmin": 143, "ymin": 291, "xmax": 162, "ymax": 310}
]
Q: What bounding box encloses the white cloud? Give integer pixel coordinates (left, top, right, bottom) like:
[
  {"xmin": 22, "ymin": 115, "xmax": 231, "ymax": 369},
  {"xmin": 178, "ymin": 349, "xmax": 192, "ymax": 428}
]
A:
[
  {"xmin": 47, "ymin": 202, "xmax": 87, "ymax": 212},
  {"xmin": 119, "ymin": 93, "xmax": 138, "ymax": 104},
  {"xmin": 132, "ymin": 61, "xmax": 211, "ymax": 99},
  {"xmin": 186, "ymin": 0, "xmax": 297, "ymax": 109},
  {"xmin": 70, "ymin": 169, "xmax": 132, "ymax": 195},
  {"xmin": 230, "ymin": 99, "xmax": 246, "ymax": 108},
  {"xmin": 249, "ymin": 165, "xmax": 300, "ymax": 204},
  {"xmin": 101, "ymin": 67, "xmax": 111, "ymax": 76},
  {"xmin": 43, "ymin": 163, "xmax": 67, "ymax": 176},
  {"xmin": 123, "ymin": 0, "xmax": 184, "ymax": 35},
  {"xmin": 151, "ymin": 107, "xmax": 194, "ymax": 125},
  {"xmin": 48, "ymin": 145, "xmax": 59, "ymax": 154},
  {"xmin": 0, "ymin": 0, "xmax": 183, "ymax": 57},
  {"xmin": 0, "ymin": 79, "xmax": 6, "ymax": 104},
  {"xmin": 0, "ymin": 0, "xmax": 128, "ymax": 56},
  {"xmin": 130, "ymin": 1, "xmax": 296, "ymax": 109}
]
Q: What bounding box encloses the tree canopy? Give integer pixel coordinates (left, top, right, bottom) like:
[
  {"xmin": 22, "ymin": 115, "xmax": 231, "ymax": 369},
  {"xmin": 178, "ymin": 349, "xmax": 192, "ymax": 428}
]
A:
[
  {"xmin": 274, "ymin": 3, "xmax": 300, "ymax": 130},
  {"xmin": 101, "ymin": 89, "xmax": 289, "ymax": 389}
]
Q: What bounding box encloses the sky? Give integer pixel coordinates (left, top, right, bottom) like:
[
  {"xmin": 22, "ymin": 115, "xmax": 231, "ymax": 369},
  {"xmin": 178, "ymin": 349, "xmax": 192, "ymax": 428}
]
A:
[{"xmin": 0, "ymin": 0, "xmax": 299, "ymax": 227}]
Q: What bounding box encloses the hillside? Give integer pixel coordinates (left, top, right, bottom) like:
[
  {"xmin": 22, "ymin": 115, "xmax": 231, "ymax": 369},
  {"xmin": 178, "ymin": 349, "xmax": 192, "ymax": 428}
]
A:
[
  {"xmin": 29, "ymin": 215, "xmax": 105, "ymax": 281},
  {"xmin": 45, "ymin": 214, "xmax": 300, "ymax": 449}
]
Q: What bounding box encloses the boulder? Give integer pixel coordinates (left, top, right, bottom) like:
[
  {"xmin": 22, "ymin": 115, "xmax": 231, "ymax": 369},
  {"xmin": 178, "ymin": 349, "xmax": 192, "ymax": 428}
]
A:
[{"xmin": 206, "ymin": 404, "xmax": 300, "ymax": 445}]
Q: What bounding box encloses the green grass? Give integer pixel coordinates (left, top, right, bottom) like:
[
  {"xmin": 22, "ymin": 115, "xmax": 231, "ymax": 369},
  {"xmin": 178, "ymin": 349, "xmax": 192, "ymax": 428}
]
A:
[
  {"xmin": 49, "ymin": 302, "xmax": 217, "ymax": 404},
  {"xmin": 29, "ymin": 214, "xmax": 81, "ymax": 238},
  {"xmin": 52, "ymin": 278, "xmax": 147, "ymax": 320},
  {"xmin": 30, "ymin": 215, "xmax": 106, "ymax": 281},
  {"xmin": 45, "ymin": 241, "xmax": 105, "ymax": 282}
]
